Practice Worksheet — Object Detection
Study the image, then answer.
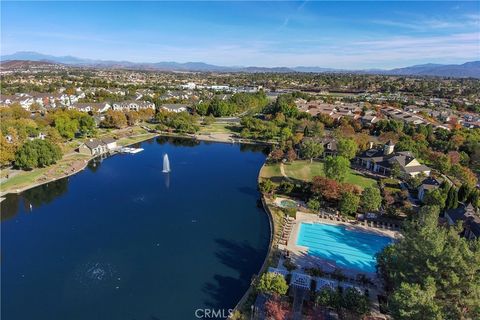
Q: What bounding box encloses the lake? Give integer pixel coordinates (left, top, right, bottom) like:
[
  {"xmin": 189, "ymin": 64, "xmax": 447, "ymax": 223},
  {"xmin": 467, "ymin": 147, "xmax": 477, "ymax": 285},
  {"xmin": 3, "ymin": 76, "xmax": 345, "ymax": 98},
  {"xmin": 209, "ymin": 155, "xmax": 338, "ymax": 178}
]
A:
[{"xmin": 1, "ymin": 137, "xmax": 271, "ymax": 320}]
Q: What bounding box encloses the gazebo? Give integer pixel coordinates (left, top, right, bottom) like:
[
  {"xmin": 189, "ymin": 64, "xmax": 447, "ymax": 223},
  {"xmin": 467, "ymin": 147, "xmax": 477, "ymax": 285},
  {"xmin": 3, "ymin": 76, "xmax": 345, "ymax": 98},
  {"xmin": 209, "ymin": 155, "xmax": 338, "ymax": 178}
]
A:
[{"xmin": 290, "ymin": 272, "xmax": 312, "ymax": 289}]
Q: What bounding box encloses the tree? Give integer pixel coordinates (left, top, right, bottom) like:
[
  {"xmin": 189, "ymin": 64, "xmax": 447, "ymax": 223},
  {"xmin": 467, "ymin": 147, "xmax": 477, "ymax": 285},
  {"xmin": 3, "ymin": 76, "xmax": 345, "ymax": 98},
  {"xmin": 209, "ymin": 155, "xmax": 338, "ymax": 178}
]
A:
[
  {"xmin": 78, "ymin": 114, "xmax": 96, "ymax": 136},
  {"xmin": 316, "ymin": 288, "xmax": 341, "ymax": 309},
  {"xmin": 15, "ymin": 139, "xmax": 62, "ymax": 170},
  {"xmin": 300, "ymin": 139, "xmax": 324, "ymax": 162},
  {"xmin": 422, "ymin": 189, "xmax": 446, "ymax": 209},
  {"xmin": 255, "ymin": 272, "xmax": 288, "ymax": 296},
  {"xmin": 0, "ymin": 133, "xmax": 16, "ymax": 166},
  {"xmin": 389, "ymin": 278, "xmax": 442, "ymax": 320},
  {"xmin": 15, "ymin": 142, "xmax": 39, "ymax": 169},
  {"xmin": 285, "ymin": 148, "xmax": 297, "ymax": 162},
  {"xmin": 209, "ymin": 98, "xmax": 234, "ymax": 117},
  {"xmin": 432, "ymin": 153, "xmax": 451, "ymax": 173},
  {"xmin": 337, "ymin": 138, "xmax": 358, "ymax": 160},
  {"xmin": 377, "ymin": 205, "xmax": 480, "ymax": 319},
  {"xmin": 279, "ymin": 180, "xmax": 294, "ymax": 194},
  {"xmin": 324, "ymin": 156, "xmax": 350, "ymax": 182},
  {"xmin": 101, "ymin": 110, "xmax": 128, "ymax": 129},
  {"xmin": 44, "ymin": 127, "xmax": 63, "ymax": 144},
  {"xmin": 445, "ymin": 186, "xmax": 458, "ymax": 210},
  {"xmin": 307, "ymin": 198, "xmax": 321, "ymax": 211},
  {"xmin": 311, "ymin": 121, "xmax": 325, "ymax": 137},
  {"xmin": 259, "ymin": 179, "xmax": 275, "ymax": 195},
  {"xmin": 64, "ymin": 86, "xmax": 76, "ymax": 96},
  {"xmin": 391, "ymin": 162, "xmax": 402, "ymax": 179},
  {"xmin": 202, "ymin": 114, "xmax": 215, "ymax": 126},
  {"xmin": 339, "ymin": 191, "xmax": 360, "ymax": 216},
  {"xmin": 342, "ymin": 288, "xmax": 370, "ymax": 316},
  {"xmin": 195, "ymin": 102, "xmax": 210, "ymax": 116},
  {"xmin": 361, "ymin": 186, "xmax": 382, "ymax": 212},
  {"xmin": 270, "ymin": 148, "xmax": 284, "ymax": 163},
  {"xmin": 125, "ymin": 111, "xmax": 140, "ymax": 126},
  {"xmin": 155, "ymin": 111, "xmax": 199, "ymax": 133},
  {"xmin": 54, "ymin": 115, "xmax": 79, "ymax": 139},
  {"xmin": 264, "ymin": 297, "xmax": 289, "ymax": 320},
  {"xmin": 311, "ymin": 176, "xmax": 341, "ymax": 201},
  {"xmin": 458, "ymin": 183, "xmax": 471, "ymax": 202}
]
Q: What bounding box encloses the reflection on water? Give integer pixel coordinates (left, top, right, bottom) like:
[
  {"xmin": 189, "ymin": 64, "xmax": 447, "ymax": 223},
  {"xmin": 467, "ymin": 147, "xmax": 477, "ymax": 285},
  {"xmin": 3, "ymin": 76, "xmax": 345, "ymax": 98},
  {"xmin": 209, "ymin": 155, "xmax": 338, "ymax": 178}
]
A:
[
  {"xmin": 0, "ymin": 194, "xmax": 20, "ymax": 222},
  {"xmin": 164, "ymin": 172, "xmax": 170, "ymax": 188},
  {"xmin": 155, "ymin": 135, "xmax": 200, "ymax": 147},
  {"xmin": 1, "ymin": 138, "xmax": 270, "ymax": 320},
  {"xmin": 240, "ymin": 143, "xmax": 270, "ymax": 155},
  {"xmin": 1, "ymin": 178, "xmax": 69, "ymax": 221}
]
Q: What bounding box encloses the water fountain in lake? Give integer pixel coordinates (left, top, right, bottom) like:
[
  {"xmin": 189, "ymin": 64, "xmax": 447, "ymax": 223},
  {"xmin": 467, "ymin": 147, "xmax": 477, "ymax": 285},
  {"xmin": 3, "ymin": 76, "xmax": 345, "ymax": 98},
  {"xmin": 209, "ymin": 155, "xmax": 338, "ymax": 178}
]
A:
[{"xmin": 162, "ymin": 154, "xmax": 171, "ymax": 173}]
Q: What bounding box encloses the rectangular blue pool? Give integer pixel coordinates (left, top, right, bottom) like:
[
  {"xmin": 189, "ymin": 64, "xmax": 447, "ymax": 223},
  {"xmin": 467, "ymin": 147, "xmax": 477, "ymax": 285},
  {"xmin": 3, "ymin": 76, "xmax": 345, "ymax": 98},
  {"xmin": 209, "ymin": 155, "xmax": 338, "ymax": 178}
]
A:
[{"xmin": 296, "ymin": 222, "xmax": 393, "ymax": 273}]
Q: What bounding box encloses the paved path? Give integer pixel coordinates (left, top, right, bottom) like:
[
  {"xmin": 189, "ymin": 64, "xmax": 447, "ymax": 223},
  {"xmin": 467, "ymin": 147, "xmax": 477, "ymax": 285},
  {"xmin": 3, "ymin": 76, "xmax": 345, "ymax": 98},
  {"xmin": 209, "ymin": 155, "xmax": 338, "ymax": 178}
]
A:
[{"xmin": 292, "ymin": 287, "xmax": 307, "ymax": 320}]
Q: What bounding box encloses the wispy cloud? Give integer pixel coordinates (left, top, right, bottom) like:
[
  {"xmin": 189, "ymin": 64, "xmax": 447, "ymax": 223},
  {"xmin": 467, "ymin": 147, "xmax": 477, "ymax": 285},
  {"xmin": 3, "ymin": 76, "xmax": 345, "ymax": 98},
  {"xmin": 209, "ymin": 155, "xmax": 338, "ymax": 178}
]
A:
[{"xmin": 371, "ymin": 13, "xmax": 479, "ymax": 31}]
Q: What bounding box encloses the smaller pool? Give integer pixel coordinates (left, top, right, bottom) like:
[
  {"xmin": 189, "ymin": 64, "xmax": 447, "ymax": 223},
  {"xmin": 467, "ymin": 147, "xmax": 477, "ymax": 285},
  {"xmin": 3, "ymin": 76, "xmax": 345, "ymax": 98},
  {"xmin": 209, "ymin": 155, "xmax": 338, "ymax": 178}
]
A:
[
  {"xmin": 279, "ymin": 199, "xmax": 297, "ymax": 208},
  {"xmin": 297, "ymin": 222, "xmax": 393, "ymax": 273}
]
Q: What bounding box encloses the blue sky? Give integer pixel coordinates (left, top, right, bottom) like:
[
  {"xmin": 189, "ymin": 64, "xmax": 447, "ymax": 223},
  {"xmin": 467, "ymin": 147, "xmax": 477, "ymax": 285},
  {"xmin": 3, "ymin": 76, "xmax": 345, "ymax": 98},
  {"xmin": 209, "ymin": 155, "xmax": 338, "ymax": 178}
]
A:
[{"xmin": 1, "ymin": 1, "xmax": 479, "ymax": 68}]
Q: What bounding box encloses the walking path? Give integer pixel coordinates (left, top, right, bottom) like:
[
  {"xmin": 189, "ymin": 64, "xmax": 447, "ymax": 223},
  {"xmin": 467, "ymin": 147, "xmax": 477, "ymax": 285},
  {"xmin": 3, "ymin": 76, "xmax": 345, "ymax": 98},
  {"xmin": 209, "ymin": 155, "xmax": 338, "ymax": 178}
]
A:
[
  {"xmin": 0, "ymin": 132, "xmax": 157, "ymax": 196},
  {"xmin": 279, "ymin": 163, "xmax": 291, "ymax": 181},
  {"xmin": 291, "ymin": 287, "xmax": 307, "ymax": 320}
]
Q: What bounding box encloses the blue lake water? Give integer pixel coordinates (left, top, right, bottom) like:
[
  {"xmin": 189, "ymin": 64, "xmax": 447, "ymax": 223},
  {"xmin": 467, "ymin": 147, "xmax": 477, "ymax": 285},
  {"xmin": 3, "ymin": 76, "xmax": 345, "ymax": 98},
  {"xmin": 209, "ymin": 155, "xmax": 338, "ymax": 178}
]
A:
[
  {"xmin": 296, "ymin": 222, "xmax": 393, "ymax": 273},
  {"xmin": 1, "ymin": 137, "xmax": 271, "ymax": 320}
]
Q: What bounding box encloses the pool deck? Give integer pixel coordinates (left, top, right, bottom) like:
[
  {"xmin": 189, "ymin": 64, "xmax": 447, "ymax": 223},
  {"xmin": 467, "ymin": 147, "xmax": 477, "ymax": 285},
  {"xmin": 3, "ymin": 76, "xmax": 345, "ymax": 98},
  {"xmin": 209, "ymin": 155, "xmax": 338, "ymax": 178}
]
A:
[{"xmin": 282, "ymin": 211, "xmax": 399, "ymax": 278}]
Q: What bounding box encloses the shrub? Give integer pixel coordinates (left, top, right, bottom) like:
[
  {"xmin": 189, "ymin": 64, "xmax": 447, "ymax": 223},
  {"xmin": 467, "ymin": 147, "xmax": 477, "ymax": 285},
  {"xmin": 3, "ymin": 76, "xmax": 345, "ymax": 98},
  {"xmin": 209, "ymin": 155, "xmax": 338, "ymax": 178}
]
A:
[
  {"xmin": 255, "ymin": 272, "xmax": 288, "ymax": 296},
  {"xmin": 284, "ymin": 207, "xmax": 297, "ymax": 219},
  {"xmin": 307, "ymin": 198, "xmax": 321, "ymax": 211}
]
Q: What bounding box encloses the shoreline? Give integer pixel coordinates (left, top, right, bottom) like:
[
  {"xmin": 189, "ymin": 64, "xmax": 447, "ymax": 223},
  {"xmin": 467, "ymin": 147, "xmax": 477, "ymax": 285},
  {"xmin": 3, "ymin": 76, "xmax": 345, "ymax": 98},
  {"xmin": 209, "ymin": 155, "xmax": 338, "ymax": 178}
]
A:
[
  {"xmin": 231, "ymin": 158, "xmax": 400, "ymax": 318},
  {"xmin": 0, "ymin": 132, "xmax": 158, "ymax": 197},
  {"xmin": 0, "ymin": 130, "xmax": 272, "ymax": 198},
  {"xmin": 230, "ymin": 163, "xmax": 276, "ymax": 316}
]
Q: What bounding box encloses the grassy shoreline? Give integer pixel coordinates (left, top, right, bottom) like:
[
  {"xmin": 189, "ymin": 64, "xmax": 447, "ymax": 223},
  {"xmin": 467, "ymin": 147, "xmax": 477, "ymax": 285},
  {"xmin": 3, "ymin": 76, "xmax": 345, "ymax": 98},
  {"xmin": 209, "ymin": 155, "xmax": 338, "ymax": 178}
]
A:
[
  {"xmin": 232, "ymin": 160, "xmax": 286, "ymax": 317},
  {"xmin": 0, "ymin": 123, "xmax": 273, "ymax": 197},
  {"xmin": 0, "ymin": 130, "xmax": 158, "ymax": 196}
]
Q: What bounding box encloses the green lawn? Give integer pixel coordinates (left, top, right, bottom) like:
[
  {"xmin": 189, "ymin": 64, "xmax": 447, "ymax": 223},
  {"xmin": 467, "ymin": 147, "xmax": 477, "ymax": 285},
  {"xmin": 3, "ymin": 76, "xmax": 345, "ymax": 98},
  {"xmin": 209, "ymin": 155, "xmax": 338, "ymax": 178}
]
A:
[
  {"xmin": 283, "ymin": 160, "xmax": 377, "ymax": 189},
  {"xmin": 117, "ymin": 133, "xmax": 157, "ymax": 146},
  {"xmin": 198, "ymin": 122, "xmax": 240, "ymax": 134},
  {"xmin": 0, "ymin": 153, "xmax": 90, "ymax": 192},
  {"xmin": 1, "ymin": 167, "xmax": 50, "ymax": 191},
  {"xmin": 260, "ymin": 163, "xmax": 281, "ymax": 180}
]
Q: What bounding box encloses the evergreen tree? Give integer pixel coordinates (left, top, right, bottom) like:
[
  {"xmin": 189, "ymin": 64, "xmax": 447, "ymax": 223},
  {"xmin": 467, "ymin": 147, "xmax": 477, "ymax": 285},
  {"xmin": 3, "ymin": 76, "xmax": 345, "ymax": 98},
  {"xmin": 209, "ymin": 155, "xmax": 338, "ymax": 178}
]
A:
[
  {"xmin": 458, "ymin": 184, "xmax": 471, "ymax": 203},
  {"xmin": 377, "ymin": 205, "xmax": 480, "ymax": 319}
]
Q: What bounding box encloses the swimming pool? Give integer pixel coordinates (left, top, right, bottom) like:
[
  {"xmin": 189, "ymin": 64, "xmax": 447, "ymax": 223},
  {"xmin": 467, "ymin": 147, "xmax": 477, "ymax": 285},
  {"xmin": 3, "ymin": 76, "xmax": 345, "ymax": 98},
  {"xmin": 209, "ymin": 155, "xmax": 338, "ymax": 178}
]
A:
[{"xmin": 296, "ymin": 222, "xmax": 393, "ymax": 273}]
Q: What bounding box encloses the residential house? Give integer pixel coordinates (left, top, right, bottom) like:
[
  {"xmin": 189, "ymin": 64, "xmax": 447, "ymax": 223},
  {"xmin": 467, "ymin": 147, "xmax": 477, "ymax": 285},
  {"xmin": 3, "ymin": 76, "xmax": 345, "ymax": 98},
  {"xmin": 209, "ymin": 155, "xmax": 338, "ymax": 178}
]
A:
[
  {"xmin": 321, "ymin": 137, "xmax": 339, "ymax": 157},
  {"xmin": 79, "ymin": 138, "xmax": 117, "ymax": 156},
  {"xmin": 417, "ymin": 176, "xmax": 441, "ymax": 201},
  {"xmin": 69, "ymin": 102, "xmax": 111, "ymax": 113},
  {"xmin": 381, "ymin": 106, "xmax": 427, "ymax": 126},
  {"xmin": 360, "ymin": 114, "xmax": 379, "ymax": 127},
  {"xmin": 356, "ymin": 141, "xmax": 431, "ymax": 178},
  {"xmin": 445, "ymin": 203, "xmax": 480, "ymax": 239},
  {"xmin": 160, "ymin": 104, "xmax": 189, "ymax": 113},
  {"xmin": 28, "ymin": 132, "xmax": 47, "ymax": 141},
  {"xmin": 179, "ymin": 82, "xmax": 196, "ymax": 90},
  {"xmin": 112, "ymin": 101, "xmax": 155, "ymax": 112},
  {"xmin": 101, "ymin": 137, "xmax": 117, "ymax": 150}
]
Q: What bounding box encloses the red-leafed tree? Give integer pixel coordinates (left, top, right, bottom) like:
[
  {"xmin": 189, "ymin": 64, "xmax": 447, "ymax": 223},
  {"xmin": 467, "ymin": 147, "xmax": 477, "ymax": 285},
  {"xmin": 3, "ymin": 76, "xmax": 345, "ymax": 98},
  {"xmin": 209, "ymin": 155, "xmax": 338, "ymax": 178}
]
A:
[
  {"xmin": 265, "ymin": 297, "xmax": 290, "ymax": 320},
  {"xmin": 270, "ymin": 148, "xmax": 285, "ymax": 163},
  {"xmin": 285, "ymin": 148, "xmax": 297, "ymax": 162},
  {"xmin": 447, "ymin": 151, "xmax": 461, "ymax": 165},
  {"xmin": 311, "ymin": 176, "xmax": 341, "ymax": 201}
]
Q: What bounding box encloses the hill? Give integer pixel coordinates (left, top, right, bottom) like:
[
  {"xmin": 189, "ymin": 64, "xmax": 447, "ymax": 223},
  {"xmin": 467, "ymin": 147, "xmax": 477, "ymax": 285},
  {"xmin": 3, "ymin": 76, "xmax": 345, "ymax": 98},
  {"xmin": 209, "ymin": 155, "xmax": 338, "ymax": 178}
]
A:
[{"xmin": 1, "ymin": 51, "xmax": 478, "ymax": 78}]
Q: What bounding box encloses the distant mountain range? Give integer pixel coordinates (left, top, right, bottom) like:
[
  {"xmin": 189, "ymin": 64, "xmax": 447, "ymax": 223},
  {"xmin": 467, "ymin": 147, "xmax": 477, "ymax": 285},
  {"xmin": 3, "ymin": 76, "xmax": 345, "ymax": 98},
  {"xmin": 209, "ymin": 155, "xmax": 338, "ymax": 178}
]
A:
[{"xmin": 1, "ymin": 51, "xmax": 479, "ymax": 78}]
